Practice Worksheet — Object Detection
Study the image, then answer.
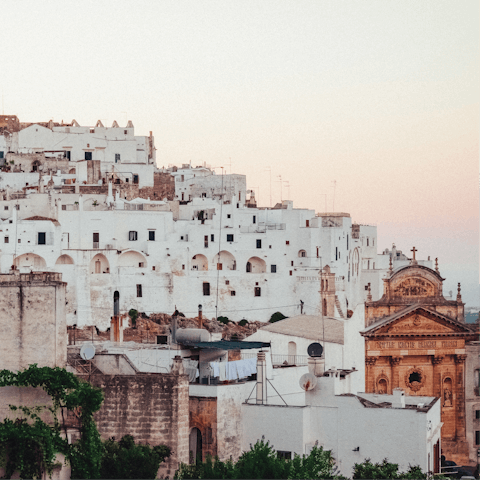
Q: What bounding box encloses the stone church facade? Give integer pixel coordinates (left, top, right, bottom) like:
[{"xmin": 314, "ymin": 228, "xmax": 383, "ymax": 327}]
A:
[{"xmin": 361, "ymin": 254, "xmax": 476, "ymax": 465}]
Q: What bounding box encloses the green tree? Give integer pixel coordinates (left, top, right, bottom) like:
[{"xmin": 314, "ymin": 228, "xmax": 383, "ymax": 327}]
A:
[
  {"xmin": 100, "ymin": 434, "xmax": 170, "ymax": 479},
  {"xmin": 0, "ymin": 364, "xmax": 104, "ymax": 479},
  {"xmin": 129, "ymin": 309, "xmax": 138, "ymax": 327}
]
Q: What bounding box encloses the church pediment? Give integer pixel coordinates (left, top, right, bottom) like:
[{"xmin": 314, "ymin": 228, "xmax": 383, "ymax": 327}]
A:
[{"xmin": 362, "ymin": 305, "xmax": 474, "ymax": 338}]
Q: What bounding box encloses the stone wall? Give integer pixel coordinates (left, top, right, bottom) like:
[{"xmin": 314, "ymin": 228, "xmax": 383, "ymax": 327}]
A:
[
  {"xmin": 0, "ymin": 272, "xmax": 67, "ymax": 371},
  {"xmin": 88, "ymin": 369, "xmax": 189, "ymax": 478}
]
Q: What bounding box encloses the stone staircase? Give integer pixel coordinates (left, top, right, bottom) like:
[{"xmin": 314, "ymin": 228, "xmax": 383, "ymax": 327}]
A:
[{"xmin": 335, "ymin": 295, "xmax": 346, "ymax": 319}]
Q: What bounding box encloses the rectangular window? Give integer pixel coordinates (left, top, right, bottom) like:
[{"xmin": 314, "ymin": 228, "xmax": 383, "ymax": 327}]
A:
[
  {"xmin": 129, "ymin": 231, "xmax": 138, "ymax": 241},
  {"xmin": 18, "ymin": 239, "xmax": 21, "ymax": 243},
  {"xmin": 115, "ymin": 153, "xmax": 120, "ymax": 163},
  {"xmin": 0, "ymin": 151, "xmax": 4, "ymax": 159},
  {"xmin": 271, "ymin": 265, "xmax": 276, "ymax": 273},
  {"xmin": 254, "ymin": 287, "xmax": 261, "ymax": 297},
  {"xmin": 152, "ymin": 266, "xmax": 156, "ymax": 271},
  {"xmin": 225, "ymin": 280, "xmax": 230, "ymax": 285},
  {"xmin": 217, "ymin": 263, "xmax": 223, "ymax": 271},
  {"xmin": 253, "ymin": 215, "xmax": 256, "ymax": 224},
  {"xmin": 476, "ymin": 431, "xmax": 480, "ymax": 446},
  {"xmin": 211, "ymin": 234, "xmax": 214, "ymax": 242},
  {"xmin": 136, "ymin": 285, "xmax": 142, "ymax": 297},
  {"xmin": 84, "ymin": 152, "xmax": 92, "ymax": 160},
  {"xmin": 203, "ymin": 282, "xmax": 210, "ymax": 296},
  {"xmin": 335, "ymin": 247, "xmax": 338, "ymax": 260},
  {"xmin": 4, "ymin": 206, "xmax": 8, "ymax": 210},
  {"xmin": 291, "ymin": 261, "xmax": 294, "ymax": 266},
  {"xmin": 204, "ymin": 235, "xmax": 208, "ymax": 248},
  {"xmin": 476, "ymin": 410, "xmax": 480, "ymax": 419},
  {"xmin": 227, "ymin": 214, "xmax": 231, "ymax": 218},
  {"xmin": 231, "ymin": 290, "xmax": 236, "ymax": 296},
  {"xmin": 138, "ymin": 262, "xmax": 144, "ymax": 268},
  {"xmin": 306, "ymin": 220, "xmax": 309, "ymax": 227},
  {"xmin": 148, "ymin": 230, "xmax": 155, "ymax": 241},
  {"xmin": 286, "ymin": 240, "xmax": 290, "ymax": 245},
  {"xmin": 316, "ymin": 247, "xmax": 319, "ymax": 257},
  {"xmin": 256, "ymin": 239, "xmax": 262, "ymax": 248},
  {"xmin": 133, "ymin": 175, "xmax": 139, "ymax": 184},
  {"xmin": 4, "ymin": 236, "xmax": 8, "ymax": 243},
  {"xmin": 227, "ymin": 234, "xmax": 234, "ymax": 242},
  {"xmin": 289, "ymin": 271, "xmax": 292, "ymax": 276},
  {"xmin": 65, "ymin": 151, "xmax": 71, "ymax": 160},
  {"xmin": 277, "ymin": 451, "xmax": 292, "ymax": 460},
  {"xmin": 347, "ymin": 234, "xmax": 349, "ymax": 250},
  {"xmin": 37, "ymin": 232, "xmax": 46, "ymax": 245}
]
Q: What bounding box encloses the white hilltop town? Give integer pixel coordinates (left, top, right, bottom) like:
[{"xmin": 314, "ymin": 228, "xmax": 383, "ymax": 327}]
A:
[
  {"xmin": 0, "ymin": 114, "xmax": 434, "ymax": 328},
  {"xmin": 1, "ymin": 115, "xmax": 478, "ymax": 479}
]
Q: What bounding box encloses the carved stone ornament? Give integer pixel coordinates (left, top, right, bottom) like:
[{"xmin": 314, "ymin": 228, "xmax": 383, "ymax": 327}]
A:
[
  {"xmin": 390, "ymin": 356, "xmax": 403, "ymax": 367},
  {"xmin": 413, "ymin": 315, "xmax": 421, "ymax": 326},
  {"xmin": 376, "ymin": 373, "xmax": 389, "ymax": 394},
  {"xmin": 454, "ymin": 354, "xmax": 467, "ymax": 364},
  {"xmin": 393, "ymin": 277, "xmax": 434, "ymax": 297},
  {"xmin": 366, "ymin": 356, "xmax": 378, "ymax": 366},
  {"xmin": 405, "ymin": 367, "xmax": 425, "ymax": 392},
  {"xmin": 432, "ymin": 355, "xmax": 444, "ymax": 365}
]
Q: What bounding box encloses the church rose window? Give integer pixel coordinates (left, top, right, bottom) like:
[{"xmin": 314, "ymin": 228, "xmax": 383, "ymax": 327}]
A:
[{"xmin": 405, "ymin": 367, "xmax": 425, "ymax": 392}]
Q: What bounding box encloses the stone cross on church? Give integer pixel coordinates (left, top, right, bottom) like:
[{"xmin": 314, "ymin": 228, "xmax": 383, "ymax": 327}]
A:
[{"xmin": 410, "ymin": 247, "xmax": 418, "ymax": 264}]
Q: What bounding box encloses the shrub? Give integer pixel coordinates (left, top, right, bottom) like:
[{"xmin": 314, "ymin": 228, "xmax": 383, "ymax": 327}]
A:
[
  {"xmin": 238, "ymin": 319, "xmax": 249, "ymax": 327},
  {"xmin": 269, "ymin": 312, "xmax": 287, "ymax": 323},
  {"xmin": 100, "ymin": 434, "xmax": 170, "ymax": 479},
  {"xmin": 217, "ymin": 316, "xmax": 230, "ymax": 325},
  {"xmin": 129, "ymin": 309, "xmax": 138, "ymax": 327}
]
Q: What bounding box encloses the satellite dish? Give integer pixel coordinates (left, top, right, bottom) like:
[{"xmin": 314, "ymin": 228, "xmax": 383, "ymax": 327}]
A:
[
  {"xmin": 307, "ymin": 342, "xmax": 323, "ymax": 358},
  {"xmin": 299, "ymin": 373, "xmax": 318, "ymax": 391},
  {"xmin": 80, "ymin": 343, "xmax": 96, "ymax": 360}
]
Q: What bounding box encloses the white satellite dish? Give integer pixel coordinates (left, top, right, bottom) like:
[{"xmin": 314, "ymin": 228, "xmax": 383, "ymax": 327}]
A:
[
  {"xmin": 299, "ymin": 373, "xmax": 318, "ymax": 391},
  {"xmin": 80, "ymin": 343, "xmax": 96, "ymax": 360}
]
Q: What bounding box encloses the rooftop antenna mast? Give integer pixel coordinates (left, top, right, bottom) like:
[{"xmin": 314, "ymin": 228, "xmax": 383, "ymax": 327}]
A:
[
  {"xmin": 265, "ymin": 167, "xmax": 272, "ymax": 207},
  {"xmin": 215, "ymin": 167, "xmax": 224, "ymax": 321},
  {"xmin": 332, "ymin": 180, "xmax": 337, "ymax": 212},
  {"xmin": 283, "ymin": 181, "xmax": 290, "ymax": 200},
  {"xmin": 277, "ymin": 175, "xmax": 283, "ymax": 202}
]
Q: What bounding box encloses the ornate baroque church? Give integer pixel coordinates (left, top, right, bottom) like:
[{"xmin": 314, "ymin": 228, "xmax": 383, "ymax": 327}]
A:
[{"xmin": 361, "ymin": 250, "xmax": 476, "ymax": 465}]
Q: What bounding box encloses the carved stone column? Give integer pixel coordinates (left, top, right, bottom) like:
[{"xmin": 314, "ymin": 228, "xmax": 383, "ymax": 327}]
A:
[
  {"xmin": 365, "ymin": 356, "xmax": 378, "ymax": 393},
  {"xmin": 390, "ymin": 356, "xmax": 403, "ymax": 389},
  {"xmin": 431, "ymin": 355, "xmax": 444, "ymax": 399},
  {"xmin": 454, "ymin": 354, "xmax": 467, "ymax": 439}
]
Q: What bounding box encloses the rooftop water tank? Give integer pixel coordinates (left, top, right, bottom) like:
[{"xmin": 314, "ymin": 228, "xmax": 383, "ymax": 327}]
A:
[{"xmin": 175, "ymin": 328, "xmax": 211, "ymax": 344}]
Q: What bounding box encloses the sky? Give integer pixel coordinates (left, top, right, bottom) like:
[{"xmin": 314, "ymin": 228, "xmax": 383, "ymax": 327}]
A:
[{"xmin": 2, "ymin": 1, "xmax": 479, "ymax": 306}]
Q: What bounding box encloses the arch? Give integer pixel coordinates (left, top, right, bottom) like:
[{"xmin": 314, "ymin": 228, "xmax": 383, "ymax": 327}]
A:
[
  {"xmin": 14, "ymin": 253, "xmax": 47, "ymax": 269},
  {"xmin": 213, "ymin": 250, "xmax": 236, "ymax": 271},
  {"xmin": 118, "ymin": 250, "xmax": 147, "ymax": 268},
  {"xmin": 90, "ymin": 253, "xmax": 110, "ymax": 274},
  {"xmin": 246, "ymin": 256, "xmax": 266, "ymax": 273},
  {"xmin": 189, "ymin": 427, "xmax": 202, "ymax": 464},
  {"xmin": 376, "ymin": 376, "xmax": 388, "ymax": 394},
  {"xmin": 55, "ymin": 254, "xmax": 74, "ymax": 265},
  {"xmin": 443, "ymin": 377, "xmax": 453, "ymax": 407},
  {"xmin": 69, "ymin": 168, "xmax": 76, "ymax": 174},
  {"xmin": 298, "ymin": 249, "xmax": 307, "ymax": 258},
  {"xmin": 114, "ymin": 291, "xmax": 120, "ymax": 316},
  {"xmin": 192, "ymin": 254, "xmax": 208, "ymax": 271}
]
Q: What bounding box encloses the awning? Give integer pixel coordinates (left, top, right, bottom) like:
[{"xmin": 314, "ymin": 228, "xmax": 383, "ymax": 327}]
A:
[{"xmin": 185, "ymin": 340, "xmax": 270, "ymax": 350}]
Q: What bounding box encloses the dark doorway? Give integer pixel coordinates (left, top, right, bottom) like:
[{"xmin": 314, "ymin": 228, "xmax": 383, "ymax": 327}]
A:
[{"xmin": 189, "ymin": 427, "xmax": 202, "ymax": 464}]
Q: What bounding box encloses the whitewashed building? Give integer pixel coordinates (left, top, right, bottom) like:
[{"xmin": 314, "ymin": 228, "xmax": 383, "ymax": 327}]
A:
[{"xmin": 0, "ymin": 116, "xmax": 429, "ymax": 328}]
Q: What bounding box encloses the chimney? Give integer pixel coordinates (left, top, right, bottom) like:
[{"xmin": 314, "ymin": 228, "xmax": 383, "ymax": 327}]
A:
[
  {"xmin": 308, "ymin": 357, "xmax": 325, "ymax": 377},
  {"xmin": 198, "ymin": 304, "xmax": 203, "ymax": 328},
  {"xmin": 256, "ymin": 351, "xmax": 267, "ymax": 404},
  {"xmin": 171, "ymin": 316, "xmax": 178, "ymax": 344},
  {"xmin": 392, "ymin": 388, "xmax": 405, "ymax": 408}
]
